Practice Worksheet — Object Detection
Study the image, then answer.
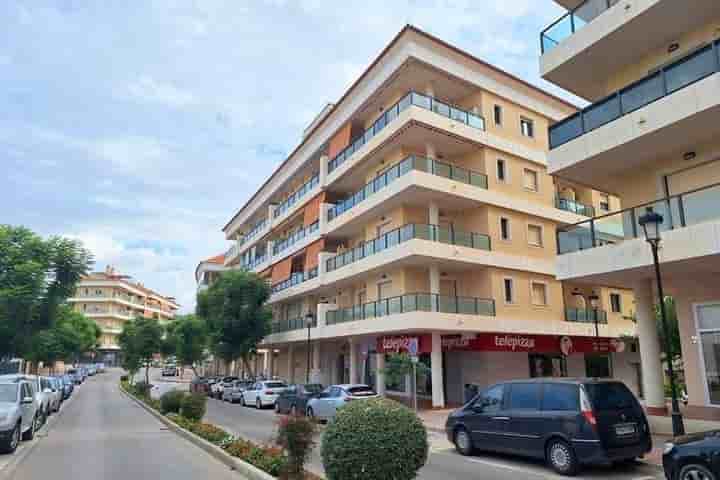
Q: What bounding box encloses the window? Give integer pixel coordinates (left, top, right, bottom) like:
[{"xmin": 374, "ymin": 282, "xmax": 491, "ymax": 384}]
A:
[
  {"xmin": 523, "ymin": 168, "xmax": 539, "ymax": 192},
  {"xmin": 520, "ymin": 117, "xmax": 534, "ymax": 138},
  {"xmin": 542, "ymin": 384, "xmax": 579, "ymax": 411},
  {"xmin": 496, "ymin": 159, "xmax": 507, "ymax": 182},
  {"xmin": 509, "ymin": 383, "xmax": 541, "ymax": 410},
  {"xmin": 527, "ymin": 224, "xmax": 543, "ymax": 247},
  {"xmin": 583, "ymin": 382, "xmax": 636, "ymax": 411},
  {"xmin": 503, "ymin": 278, "xmax": 514, "ymax": 304},
  {"xmin": 472, "ymin": 384, "xmax": 504, "ymax": 413},
  {"xmin": 599, "ymin": 193, "xmax": 610, "ymax": 212},
  {"xmin": 500, "ymin": 217, "xmax": 511, "ymax": 241},
  {"xmin": 531, "ymin": 282, "xmax": 548, "ymax": 306},
  {"xmin": 585, "ymin": 354, "xmax": 612, "ymax": 378},
  {"xmin": 529, "ymin": 354, "xmax": 567, "ymax": 377},
  {"xmin": 493, "ymin": 105, "xmax": 503, "ymax": 125},
  {"xmin": 610, "ymin": 293, "xmax": 622, "ymax": 313}
]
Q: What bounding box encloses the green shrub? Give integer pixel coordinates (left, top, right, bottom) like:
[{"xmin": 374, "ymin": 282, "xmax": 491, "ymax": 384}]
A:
[
  {"xmin": 167, "ymin": 413, "xmax": 196, "ymax": 430},
  {"xmin": 133, "ymin": 381, "xmax": 152, "ymax": 398},
  {"xmin": 276, "ymin": 415, "xmax": 316, "ymax": 479},
  {"xmin": 321, "ymin": 398, "xmax": 428, "ymax": 480},
  {"xmin": 224, "ymin": 439, "xmax": 286, "ymax": 477},
  {"xmin": 160, "ymin": 390, "xmax": 186, "ymax": 414},
  {"xmin": 189, "ymin": 422, "xmax": 230, "ymax": 444},
  {"xmin": 180, "ymin": 392, "xmax": 207, "ymax": 422}
]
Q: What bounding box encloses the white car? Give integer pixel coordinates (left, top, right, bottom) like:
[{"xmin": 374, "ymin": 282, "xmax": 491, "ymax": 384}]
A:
[
  {"xmin": 241, "ymin": 381, "xmax": 288, "ymax": 409},
  {"xmin": 305, "ymin": 384, "xmax": 378, "ymax": 421},
  {"xmin": 0, "ymin": 375, "xmax": 51, "ymax": 424}
]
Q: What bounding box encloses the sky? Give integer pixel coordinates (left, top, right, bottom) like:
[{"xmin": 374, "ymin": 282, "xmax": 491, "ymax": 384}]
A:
[{"xmin": 1, "ymin": 0, "xmax": 572, "ymax": 313}]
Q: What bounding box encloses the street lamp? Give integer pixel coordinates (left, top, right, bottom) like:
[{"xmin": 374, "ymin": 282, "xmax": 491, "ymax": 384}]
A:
[
  {"xmin": 639, "ymin": 210, "xmax": 685, "ymax": 436},
  {"xmin": 588, "ymin": 293, "xmax": 600, "ymax": 337},
  {"xmin": 305, "ymin": 310, "xmax": 314, "ymax": 384}
]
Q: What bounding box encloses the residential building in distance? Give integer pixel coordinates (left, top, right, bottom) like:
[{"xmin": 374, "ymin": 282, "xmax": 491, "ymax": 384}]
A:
[
  {"xmin": 68, "ymin": 265, "xmax": 179, "ymax": 366},
  {"xmin": 541, "ymin": 0, "xmax": 720, "ymax": 418},
  {"xmin": 221, "ymin": 25, "xmax": 638, "ymax": 408},
  {"xmin": 196, "ymin": 253, "xmax": 227, "ymax": 292}
]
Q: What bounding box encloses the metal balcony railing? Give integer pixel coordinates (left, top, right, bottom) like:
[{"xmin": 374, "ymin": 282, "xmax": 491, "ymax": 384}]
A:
[
  {"xmin": 327, "ymin": 292, "xmax": 496, "ymax": 325},
  {"xmin": 549, "ymin": 39, "xmax": 720, "ymax": 149},
  {"xmin": 271, "ymin": 316, "xmax": 317, "ymax": 333},
  {"xmin": 326, "ymin": 223, "xmax": 491, "ymax": 273},
  {"xmin": 271, "ymin": 267, "xmax": 319, "ymax": 294},
  {"xmin": 237, "ymin": 219, "xmax": 269, "ymax": 249},
  {"xmin": 327, "ymin": 91, "xmax": 485, "ymax": 174},
  {"xmin": 565, "ymin": 308, "xmax": 608, "ymax": 324},
  {"xmin": 541, "ymin": 0, "xmax": 620, "ymax": 54},
  {"xmin": 272, "ymin": 221, "xmax": 320, "ymax": 257},
  {"xmin": 557, "ymin": 181, "xmax": 720, "ymax": 254},
  {"xmin": 556, "ymin": 197, "xmax": 595, "ymax": 217},
  {"xmin": 327, "ymin": 155, "xmax": 488, "ymax": 221},
  {"xmin": 274, "ymin": 174, "xmax": 320, "ymax": 219}
]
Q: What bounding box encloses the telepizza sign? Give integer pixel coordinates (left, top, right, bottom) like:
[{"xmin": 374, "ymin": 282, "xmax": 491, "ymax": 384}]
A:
[{"xmin": 441, "ymin": 333, "xmax": 625, "ymax": 355}]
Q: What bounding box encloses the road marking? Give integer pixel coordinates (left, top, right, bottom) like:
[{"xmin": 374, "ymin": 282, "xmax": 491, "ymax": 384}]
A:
[{"xmin": 465, "ymin": 457, "xmax": 559, "ymax": 479}]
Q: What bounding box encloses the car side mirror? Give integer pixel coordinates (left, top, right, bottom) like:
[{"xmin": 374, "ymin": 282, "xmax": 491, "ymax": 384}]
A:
[{"xmin": 22, "ymin": 396, "xmax": 34, "ymax": 404}]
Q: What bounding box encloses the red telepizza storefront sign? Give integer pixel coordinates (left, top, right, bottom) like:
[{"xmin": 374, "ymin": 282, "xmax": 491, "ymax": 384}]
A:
[
  {"xmin": 376, "ymin": 335, "xmax": 432, "ymax": 354},
  {"xmin": 441, "ymin": 333, "xmax": 625, "ymax": 355}
]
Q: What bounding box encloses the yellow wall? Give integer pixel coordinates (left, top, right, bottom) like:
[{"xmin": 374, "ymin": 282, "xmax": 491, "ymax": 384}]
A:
[{"xmin": 489, "ymin": 268, "xmax": 564, "ymax": 323}]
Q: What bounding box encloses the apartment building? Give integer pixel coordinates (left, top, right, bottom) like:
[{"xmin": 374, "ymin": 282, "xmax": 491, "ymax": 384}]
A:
[
  {"xmin": 541, "ymin": 0, "xmax": 720, "ymax": 417},
  {"xmin": 222, "ymin": 25, "xmax": 638, "ymax": 408},
  {"xmin": 67, "ymin": 266, "xmax": 179, "ymax": 365},
  {"xmin": 196, "ymin": 253, "xmax": 227, "ymax": 292}
]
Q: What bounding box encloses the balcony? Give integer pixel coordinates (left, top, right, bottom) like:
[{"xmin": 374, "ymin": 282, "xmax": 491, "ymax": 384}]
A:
[
  {"xmin": 271, "ymin": 267, "xmax": 319, "ymax": 294},
  {"xmin": 241, "ymin": 253, "xmax": 268, "ymax": 271},
  {"xmin": 555, "ymin": 197, "xmax": 595, "ymax": 217},
  {"xmin": 565, "ymin": 308, "xmax": 608, "ymax": 324},
  {"xmin": 327, "ymin": 155, "xmax": 488, "ymax": 222},
  {"xmin": 272, "ymin": 316, "xmax": 316, "ymax": 334},
  {"xmin": 326, "ymin": 292, "xmax": 496, "ymax": 326},
  {"xmin": 327, "ymin": 91, "xmax": 485, "ymax": 175},
  {"xmin": 272, "ymin": 220, "xmax": 320, "ymax": 257},
  {"xmin": 541, "ymin": 0, "xmax": 618, "ymax": 55},
  {"xmin": 549, "ymin": 40, "xmax": 720, "ymax": 189},
  {"xmin": 273, "ymin": 174, "xmax": 320, "ymax": 220},
  {"xmin": 325, "ymin": 223, "xmax": 491, "ymax": 273}
]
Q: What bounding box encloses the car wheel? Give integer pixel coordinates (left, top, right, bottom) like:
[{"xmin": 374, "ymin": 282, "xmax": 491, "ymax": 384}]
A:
[
  {"xmin": 0, "ymin": 422, "xmax": 20, "ymax": 453},
  {"xmin": 453, "ymin": 427, "xmax": 474, "ymax": 456},
  {"xmin": 679, "ymin": 463, "xmax": 716, "ymax": 480},
  {"xmin": 22, "ymin": 416, "xmax": 36, "ymax": 441},
  {"xmin": 546, "ymin": 439, "xmax": 578, "ymax": 476},
  {"xmin": 256, "ymin": 398, "xmax": 262, "ymax": 409}
]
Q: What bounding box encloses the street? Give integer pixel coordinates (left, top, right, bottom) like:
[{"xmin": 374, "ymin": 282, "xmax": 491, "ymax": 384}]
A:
[{"xmin": 2, "ymin": 370, "xmax": 239, "ymax": 480}]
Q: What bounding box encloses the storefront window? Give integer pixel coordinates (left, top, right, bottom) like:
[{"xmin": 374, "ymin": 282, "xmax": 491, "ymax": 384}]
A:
[
  {"xmin": 697, "ymin": 304, "xmax": 720, "ymax": 405},
  {"xmin": 529, "ymin": 354, "xmax": 567, "ymax": 378},
  {"xmin": 585, "ymin": 354, "xmax": 612, "ymax": 378},
  {"xmin": 417, "ymin": 354, "xmax": 432, "ymax": 396}
]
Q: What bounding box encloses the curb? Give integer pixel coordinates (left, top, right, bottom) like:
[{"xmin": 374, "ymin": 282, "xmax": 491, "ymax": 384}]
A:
[{"xmin": 119, "ymin": 387, "xmax": 275, "ymax": 480}]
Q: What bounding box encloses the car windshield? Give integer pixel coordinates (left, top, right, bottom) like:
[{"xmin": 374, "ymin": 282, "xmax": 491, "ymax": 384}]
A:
[
  {"xmin": 346, "ymin": 386, "xmax": 375, "ymax": 396},
  {"xmin": 265, "ymin": 382, "xmax": 286, "ymax": 388},
  {"xmin": 304, "ymin": 384, "xmax": 323, "ymax": 393},
  {"xmin": 584, "ymin": 382, "xmax": 636, "ymax": 411},
  {"xmin": 0, "ymin": 384, "xmax": 18, "ymax": 402}
]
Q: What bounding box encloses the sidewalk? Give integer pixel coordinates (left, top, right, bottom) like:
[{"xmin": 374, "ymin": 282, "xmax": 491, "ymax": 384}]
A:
[{"xmin": 417, "ymin": 409, "xmax": 669, "ymax": 466}]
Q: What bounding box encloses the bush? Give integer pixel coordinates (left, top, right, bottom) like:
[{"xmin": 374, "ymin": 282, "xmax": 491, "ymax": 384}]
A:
[
  {"xmin": 224, "ymin": 439, "xmax": 287, "ymax": 477},
  {"xmin": 276, "ymin": 415, "xmax": 316, "ymax": 479},
  {"xmin": 180, "ymin": 392, "xmax": 207, "ymax": 422},
  {"xmin": 167, "ymin": 413, "xmax": 196, "ymax": 430},
  {"xmin": 189, "ymin": 422, "xmax": 230, "ymax": 444},
  {"xmin": 160, "ymin": 390, "xmax": 186, "ymax": 414},
  {"xmin": 133, "ymin": 381, "xmax": 152, "ymax": 398},
  {"xmin": 321, "ymin": 398, "xmax": 428, "ymax": 480}
]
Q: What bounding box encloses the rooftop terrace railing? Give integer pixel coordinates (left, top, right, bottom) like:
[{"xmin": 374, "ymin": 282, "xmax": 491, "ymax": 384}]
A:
[{"xmin": 540, "ymin": 0, "xmax": 619, "ymax": 54}]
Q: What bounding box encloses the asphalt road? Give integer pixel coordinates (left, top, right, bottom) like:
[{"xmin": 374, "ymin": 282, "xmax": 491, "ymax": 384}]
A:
[{"xmin": 3, "ymin": 370, "xmax": 239, "ymax": 480}]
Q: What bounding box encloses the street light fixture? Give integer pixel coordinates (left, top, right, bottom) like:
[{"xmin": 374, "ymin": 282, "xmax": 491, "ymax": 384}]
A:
[
  {"xmin": 638, "ymin": 210, "xmax": 685, "ymax": 436},
  {"xmin": 305, "ymin": 310, "xmax": 314, "ymax": 384}
]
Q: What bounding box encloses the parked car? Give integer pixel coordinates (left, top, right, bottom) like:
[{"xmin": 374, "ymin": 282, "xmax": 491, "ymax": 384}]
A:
[
  {"xmin": 95, "ymin": 363, "xmax": 105, "ymax": 373},
  {"xmin": 161, "ymin": 365, "xmax": 178, "ymax": 377},
  {"xmin": 58, "ymin": 375, "xmax": 74, "ymax": 399},
  {"xmin": 85, "ymin": 364, "xmax": 97, "ymax": 376},
  {"xmin": 189, "ymin": 377, "xmax": 208, "ymax": 394},
  {"xmin": 275, "ymin": 384, "xmax": 324, "ymax": 415},
  {"xmin": 0, "ymin": 375, "xmax": 50, "ymax": 425},
  {"xmin": 211, "ymin": 377, "xmax": 237, "ymax": 399},
  {"xmin": 241, "ymin": 380, "xmax": 289, "ymax": 409},
  {"xmin": 663, "ymin": 430, "xmax": 720, "ymax": 480},
  {"xmin": 222, "ymin": 380, "xmax": 253, "ymax": 403},
  {"xmin": 305, "ymin": 384, "xmax": 377, "ymax": 421},
  {"xmin": 0, "ymin": 380, "xmax": 39, "ymax": 453},
  {"xmin": 445, "ymin": 379, "xmax": 651, "ymax": 476},
  {"xmin": 66, "ymin": 369, "xmax": 82, "ymax": 385},
  {"xmin": 45, "ymin": 377, "xmax": 63, "ymax": 412}
]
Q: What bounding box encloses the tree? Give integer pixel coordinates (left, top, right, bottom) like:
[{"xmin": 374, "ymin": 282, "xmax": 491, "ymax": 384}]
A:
[
  {"xmin": 118, "ymin": 316, "xmax": 163, "ymax": 385},
  {"xmin": 160, "ymin": 320, "xmax": 179, "ymax": 358},
  {"xmin": 174, "ymin": 315, "xmax": 207, "ymax": 376},
  {"xmin": 0, "ymin": 225, "xmax": 93, "ymax": 360},
  {"xmin": 657, "ymin": 296, "xmax": 681, "ymax": 361},
  {"xmin": 196, "ymin": 270, "xmax": 271, "ymax": 373},
  {"xmin": 382, "ymin": 353, "xmax": 431, "ymax": 398},
  {"xmin": 118, "ymin": 321, "xmax": 141, "ymax": 385}
]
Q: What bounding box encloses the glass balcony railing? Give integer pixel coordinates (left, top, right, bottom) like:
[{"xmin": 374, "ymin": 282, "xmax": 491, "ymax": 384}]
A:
[
  {"xmin": 565, "ymin": 308, "xmax": 608, "ymax": 324},
  {"xmin": 273, "ymin": 174, "xmax": 320, "ymax": 219},
  {"xmin": 271, "ymin": 267, "xmax": 319, "ymax": 294},
  {"xmin": 240, "ymin": 253, "xmax": 268, "ymax": 270},
  {"xmin": 327, "ymin": 292, "xmax": 496, "ymax": 325},
  {"xmin": 271, "ymin": 316, "xmax": 316, "ymax": 333},
  {"xmin": 272, "ymin": 221, "xmax": 320, "ymax": 257},
  {"xmin": 326, "ymin": 223, "xmax": 491, "ymax": 273},
  {"xmin": 327, "ymin": 91, "xmax": 485, "ymax": 174},
  {"xmin": 327, "ymin": 155, "xmax": 488, "ymax": 221},
  {"xmin": 550, "ymin": 39, "xmax": 720, "ymax": 149},
  {"xmin": 237, "ymin": 218, "xmax": 269, "ymax": 249},
  {"xmin": 557, "ymin": 181, "xmax": 720, "ymax": 254},
  {"xmin": 556, "ymin": 197, "xmax": 595, "ymax": 217},
  {"xmin": 541, "ymin": 0, "xmax": 620, "ymax": 54}
]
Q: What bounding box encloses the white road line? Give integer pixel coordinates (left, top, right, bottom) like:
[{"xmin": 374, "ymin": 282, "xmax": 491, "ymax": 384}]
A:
[{"xmin": 466, "ymin": 457, "xmax": 560, "ymax": 479}]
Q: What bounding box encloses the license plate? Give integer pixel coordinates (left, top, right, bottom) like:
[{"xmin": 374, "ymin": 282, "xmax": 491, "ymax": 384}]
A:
[{"xmin": 614, "ymin": 423, "xmax": 636, "ymax": 436}]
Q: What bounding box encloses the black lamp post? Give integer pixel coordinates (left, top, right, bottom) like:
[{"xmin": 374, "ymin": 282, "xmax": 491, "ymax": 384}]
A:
[
  {"xmin": 305, "ymin": 310, "xmax": 314, "ymax": 384},
  {"xmin": 588, "ymin": 293, "xmax": 600, "ymax": 337},
  {"xmin": 639, "ymin": 211, "xmax": 685, "ymax": 436}
]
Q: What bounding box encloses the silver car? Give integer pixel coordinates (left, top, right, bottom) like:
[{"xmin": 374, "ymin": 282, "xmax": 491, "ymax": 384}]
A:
[
  {"xmin": 45, "ymin": 377, "xmax": 63, "ymax": 412},
  {"xmin": 222, "ymin": 380, "xmax": 252, "ymax": 403},
  {"xmin": 0, "ymin": 375, "xmax": 50, "ymax": 424},
  {"xmin": 305, "ymin": 384, "xmax": 378, "ymax": 421},
  {"xmin": 0, "ymin": 380, "xmax": 39, "ymax": 453}
]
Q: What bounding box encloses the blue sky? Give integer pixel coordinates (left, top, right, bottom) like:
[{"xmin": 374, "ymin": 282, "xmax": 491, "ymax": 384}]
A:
[{"xmin": 1, "ymin": 1, "xmax": 571, "ymax": 312}]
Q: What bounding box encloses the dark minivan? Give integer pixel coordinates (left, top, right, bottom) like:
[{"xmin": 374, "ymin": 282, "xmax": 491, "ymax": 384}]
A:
[{"xmin": 445, "ymin": 379, "xmax": 651, "ymax": 476}]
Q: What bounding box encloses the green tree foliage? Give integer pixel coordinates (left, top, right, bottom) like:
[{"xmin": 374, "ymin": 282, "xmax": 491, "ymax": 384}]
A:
[
  {"xmin": 118, "ymin": 316, "xmax": 163, "ymax": 385},
  {"xmin": 657, "ymin": 296, "xmax": 681, "ymax": 361},
  {"xmin": 382, "ymin": 353, "xmax": 431, "ymax": 392},
  {"xmin": 174, "ymin": 315, "xmax": 207, "ymax": 376},
  {"xmin": 196, "ymin": 270, "xmax": 271, "ymax": 371},
  {"xmin": 26, "ymin": 306, "xmax": 100, "ymax": 368},
  {"xmin": 0, "ymin": 225, "xmax": 93, "ymax": 359},
  {"xmin": 118, "ymin": 320, "xmax": 142, "ymax": 384}
]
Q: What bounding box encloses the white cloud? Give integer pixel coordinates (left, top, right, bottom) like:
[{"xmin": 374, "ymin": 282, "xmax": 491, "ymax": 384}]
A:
[{"xmin": 121, "ymin": 75, "xmax": 196, "ymax": 108}]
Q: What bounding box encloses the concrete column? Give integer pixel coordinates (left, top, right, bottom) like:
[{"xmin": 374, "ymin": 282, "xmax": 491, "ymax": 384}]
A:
[
  {"xmin": 428, "ymin": 201, "xmax": 439, "ymax": 225},
  {"xmin": 287, "ymin": 345, "xmax": 295, "ymax": 383},
  {"xmin": 430, "ymin": 265, "xmax": 440, "ymax": 310},
  {"xmin": 349, "ymin": 338, "xmax": 358, "ymax": 385},
  {"xmin": 268, "ymin": 349, "xmax": 275, "ymax": 379},
  {"xmin": 425, "ymin": 143, "xmax": 436, "ymax": 160},
  {"xmin": 431, "ymin": 332, "xmax": 445, "ymax": 408},
  {"xmin": 634, "ymin": 280, "xmax": 666, "ymax": 414},
  {"xmin": 319, "ymin": 154, "xmax": 329, "ymax": 187},
  {"xmin": 376, "ymin": 353, "xmax": 386, "ymax": 396},
  {"xmin": 311, "ymin": 342, "xmax": 321, "ymax": 384}
]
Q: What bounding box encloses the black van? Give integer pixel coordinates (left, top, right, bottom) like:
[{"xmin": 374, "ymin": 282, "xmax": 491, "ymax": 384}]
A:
[{"xmin": 445, "ymin": 378, "xmax": 651, "ymax": 476}]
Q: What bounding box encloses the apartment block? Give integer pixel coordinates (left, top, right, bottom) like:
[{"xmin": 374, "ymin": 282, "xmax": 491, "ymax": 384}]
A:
[
  {"xmin": 541, "ymin": 0, "xmax": 720, "ymax": 417},
  {"xmin": 67, "ymin": 266, "xmax": 179, "ymax": 366},
  {"xmin": 196, "ymin": 253, "xmax": 227, "ymax": 292},
  {"xmin": 221, "ymin": 26, "xmax": 637, "ymax": 408}
]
